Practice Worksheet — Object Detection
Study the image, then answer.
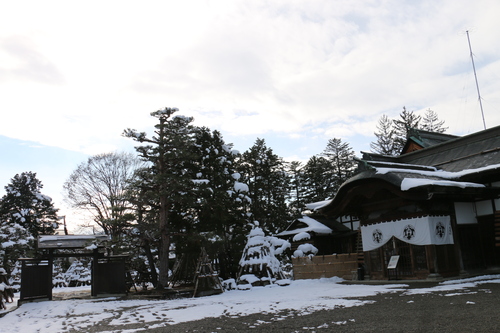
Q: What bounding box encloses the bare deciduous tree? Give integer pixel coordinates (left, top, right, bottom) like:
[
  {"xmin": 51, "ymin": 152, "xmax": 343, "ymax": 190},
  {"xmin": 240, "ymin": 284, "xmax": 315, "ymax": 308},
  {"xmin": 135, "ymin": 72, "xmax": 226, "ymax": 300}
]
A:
[{"xmin": 63, "ymin": 152, "xmax": 144, "ymax": 239}]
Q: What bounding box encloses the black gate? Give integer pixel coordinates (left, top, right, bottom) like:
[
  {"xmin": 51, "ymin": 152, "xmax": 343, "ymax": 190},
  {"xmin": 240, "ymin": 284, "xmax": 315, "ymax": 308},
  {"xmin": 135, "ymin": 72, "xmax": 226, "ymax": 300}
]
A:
[
  {"xmin": 92, "ymin": 256, "xmax": 127, "ymax": 296},
  {"xmin": 20, "ymin": 235, "xmax": 128, "ymax": 303},
  {"xmin": 19, "ymin": 259, "xmax": 52, "ymax": 302}
]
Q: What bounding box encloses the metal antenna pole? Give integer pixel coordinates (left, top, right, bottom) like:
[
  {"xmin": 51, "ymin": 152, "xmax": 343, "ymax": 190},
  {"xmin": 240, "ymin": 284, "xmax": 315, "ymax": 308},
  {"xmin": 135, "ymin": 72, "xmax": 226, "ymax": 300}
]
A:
[{"xmin": 466, "ymin": 30, "xmax": 486, "ymax": 130}]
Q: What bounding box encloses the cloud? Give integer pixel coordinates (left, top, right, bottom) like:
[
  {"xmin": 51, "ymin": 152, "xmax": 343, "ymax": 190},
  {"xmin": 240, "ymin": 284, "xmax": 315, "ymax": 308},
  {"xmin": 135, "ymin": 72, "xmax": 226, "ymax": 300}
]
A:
[
  {"xmin": 0, "ymin": 0, "xmax": 499, "ymax": 159},
  {"xmin": 0, "ymin": 36, "xmax": 64, "ymax": 84}
]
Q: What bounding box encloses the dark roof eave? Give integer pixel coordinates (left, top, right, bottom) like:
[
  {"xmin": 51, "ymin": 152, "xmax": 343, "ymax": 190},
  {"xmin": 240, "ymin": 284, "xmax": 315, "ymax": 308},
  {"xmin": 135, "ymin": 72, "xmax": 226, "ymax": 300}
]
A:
[
  {"xmin": 411, "ymin": 185, "xmax": 500, "ymax": 201},
  {"xmin": 319, "ymin": 176, "xmax": 500, "ymax": 217}
]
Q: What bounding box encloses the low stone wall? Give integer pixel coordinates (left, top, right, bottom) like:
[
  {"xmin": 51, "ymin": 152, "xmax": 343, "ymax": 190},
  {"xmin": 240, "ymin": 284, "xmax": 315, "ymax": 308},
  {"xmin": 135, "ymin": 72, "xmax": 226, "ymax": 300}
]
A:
[{"xmin": 292, "ymin": 254, "xmax": 358, "ymax": 280}]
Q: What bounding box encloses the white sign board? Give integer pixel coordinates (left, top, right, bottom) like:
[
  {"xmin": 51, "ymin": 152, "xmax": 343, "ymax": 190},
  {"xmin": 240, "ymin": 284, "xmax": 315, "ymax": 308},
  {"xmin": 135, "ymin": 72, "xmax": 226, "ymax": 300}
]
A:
[{"xmin": 387, "ymin": 255, "xmax": 400, "ymax": 269}]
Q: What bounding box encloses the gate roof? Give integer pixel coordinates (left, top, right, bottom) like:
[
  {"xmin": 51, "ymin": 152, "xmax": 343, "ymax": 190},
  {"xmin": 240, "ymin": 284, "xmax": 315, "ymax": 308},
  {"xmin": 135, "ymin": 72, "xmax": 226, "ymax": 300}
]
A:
[{"xmin": 38, "ymin": 235, "xmax": 110, "ymax": 249}]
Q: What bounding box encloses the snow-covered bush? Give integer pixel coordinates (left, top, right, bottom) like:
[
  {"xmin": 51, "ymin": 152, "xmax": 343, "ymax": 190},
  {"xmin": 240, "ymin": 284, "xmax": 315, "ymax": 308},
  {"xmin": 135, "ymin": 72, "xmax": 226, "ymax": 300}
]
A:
[
  {"xmin": 237, "ymin": 223, "xmax": 291, "ymax": 289},
  {"xmin": 293, "ymin": 243, "xmax": 319, "ymax": 258},
  {"xmin": 0, "ymin": 268, "xmax": 14, "ymax": 310},
  {"xmin": 222, "ymin": 278, "xmax": 237, "ymax": 291},
  {"xmin": 64, "ymin": 260, "xmax": 92, "ymax": 287},
  {"xmin": 0, "ymin": 222, "xmax": 34, "ymax": 287}
]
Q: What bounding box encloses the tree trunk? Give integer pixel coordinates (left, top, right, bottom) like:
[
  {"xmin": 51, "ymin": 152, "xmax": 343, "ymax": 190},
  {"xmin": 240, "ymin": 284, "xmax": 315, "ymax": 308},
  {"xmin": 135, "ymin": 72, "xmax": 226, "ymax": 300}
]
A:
[
  {"xmin": 157, "ymin": 196, "xmax": 170, "ymax": 289},
  {"xmin": 142, "ymin": 241, "xmax": 158, "ymax": 288}
]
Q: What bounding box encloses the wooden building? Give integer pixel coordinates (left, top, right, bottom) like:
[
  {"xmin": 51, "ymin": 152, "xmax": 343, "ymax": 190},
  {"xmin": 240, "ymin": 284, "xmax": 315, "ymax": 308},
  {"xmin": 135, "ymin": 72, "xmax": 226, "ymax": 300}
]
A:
[{"xmin": 318, "ymin": 126, "xmax": 500, "ymax": 280}]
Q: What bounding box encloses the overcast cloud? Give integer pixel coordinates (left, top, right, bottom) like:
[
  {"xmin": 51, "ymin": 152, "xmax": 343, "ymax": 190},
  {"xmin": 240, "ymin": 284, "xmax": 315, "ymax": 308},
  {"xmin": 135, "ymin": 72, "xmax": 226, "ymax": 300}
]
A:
[{"xmin": 1, "ymin": 0, "xmax": 500, "ymax": 223}]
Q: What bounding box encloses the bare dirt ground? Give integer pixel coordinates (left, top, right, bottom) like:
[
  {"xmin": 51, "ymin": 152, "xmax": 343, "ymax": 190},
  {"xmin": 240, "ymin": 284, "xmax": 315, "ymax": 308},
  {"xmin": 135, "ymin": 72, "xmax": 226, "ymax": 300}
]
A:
[{"xmin": 141, "ymin": 281, "xmax": 500, "ymax": 333}]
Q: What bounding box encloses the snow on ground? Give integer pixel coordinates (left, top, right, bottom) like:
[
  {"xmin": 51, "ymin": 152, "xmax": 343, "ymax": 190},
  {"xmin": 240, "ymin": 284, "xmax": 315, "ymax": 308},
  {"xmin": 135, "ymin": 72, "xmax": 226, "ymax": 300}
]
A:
[{"xmin": 1, "ymin": 275, "xmax": 500, "ymax": 333}]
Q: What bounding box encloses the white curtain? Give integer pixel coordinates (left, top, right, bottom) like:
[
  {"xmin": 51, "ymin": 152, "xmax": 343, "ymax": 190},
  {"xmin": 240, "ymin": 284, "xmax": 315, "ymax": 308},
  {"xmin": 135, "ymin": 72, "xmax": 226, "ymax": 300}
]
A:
[{"xmin": 361, "ymin": 216, "xmax": 454, "ymax": 251}]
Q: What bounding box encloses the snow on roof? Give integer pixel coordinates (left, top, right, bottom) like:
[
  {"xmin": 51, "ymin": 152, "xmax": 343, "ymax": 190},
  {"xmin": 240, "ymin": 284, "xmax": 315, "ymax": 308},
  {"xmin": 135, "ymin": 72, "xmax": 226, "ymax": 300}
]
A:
[
  {"xmin": 277, "ymin": 216, "xmax": 332, "ymax": 237},
  {"xmin": 401, "ymin": 178, "xmax": 485, "ymax": 191},
  {"xmin": 376, "ymin": 163, "xmax": 500, "ymax": 180},
  {"xmin": 305, "ymin": 199, "xmax": 332, "ymax": 211},
  {"xmin": 374, "ymin": 163, "xmax": 500, "ymax": 192},
  {"xmin": 38, "ymin": 235, "xmax": 110, "ymax": 249},
  {"xmin": 367, "ymin": 160, "xmax": 438, "ymax": 171}
]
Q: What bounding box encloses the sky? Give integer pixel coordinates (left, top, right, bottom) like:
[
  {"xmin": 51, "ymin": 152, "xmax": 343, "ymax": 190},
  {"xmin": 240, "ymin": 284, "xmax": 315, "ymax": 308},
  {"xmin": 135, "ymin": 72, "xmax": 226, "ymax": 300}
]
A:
[
  {"xmin": 1, "ymin": 0, "xmax": 500, "ymax": 230},
  {"xmin": 1, "ymin": 275, "xmax": 500, "ymax": 332}
]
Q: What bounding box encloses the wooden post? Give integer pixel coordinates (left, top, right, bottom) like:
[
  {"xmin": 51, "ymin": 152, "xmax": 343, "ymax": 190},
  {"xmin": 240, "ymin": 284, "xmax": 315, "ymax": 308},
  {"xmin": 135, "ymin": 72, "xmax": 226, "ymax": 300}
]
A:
[{"xmin": 48, "ymin": 249, "xmax": 54, "ymax": 301}]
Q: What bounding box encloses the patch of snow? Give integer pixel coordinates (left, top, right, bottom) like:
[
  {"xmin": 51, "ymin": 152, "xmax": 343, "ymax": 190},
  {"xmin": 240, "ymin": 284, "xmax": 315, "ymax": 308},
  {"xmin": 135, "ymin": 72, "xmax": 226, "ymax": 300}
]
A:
[
  {"xmin": 376, "ymin": 163, "xmax": 500, "ymax": 180},
  {"xmin": 401, "ymin": 178, "xmax": 484, "ymax": 191},
  {"xmin": 305, "ymin": 199, "xmax": 332, "ymax": 211},
  {"xmin": 234, "ymin": 181, "xmax": 249, "ymax": 193},
  {"xmin": 293, "ymin": 232, "xmax": 311, "ymax": 242},
  {"xmin": 277, "ymin": 216, "xmax": 332, "ymax": 237},
  {"xmin": 192, "ymin": 179, "xmax": 210, "ymax": 184},
  {"xmin": 2, "ymin": 276, "xmax": 500, "ymax": 332},
  {"xmin": 296, "ymin": 243, "xmax": 318, "ymax": 256}
]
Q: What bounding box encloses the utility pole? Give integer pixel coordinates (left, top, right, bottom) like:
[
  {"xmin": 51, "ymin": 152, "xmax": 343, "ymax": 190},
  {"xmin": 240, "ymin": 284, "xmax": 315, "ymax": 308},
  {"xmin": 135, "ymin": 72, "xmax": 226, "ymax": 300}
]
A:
[{"xmin": 466, "ymin": 30, "xmax": 486, "ymax": 130}]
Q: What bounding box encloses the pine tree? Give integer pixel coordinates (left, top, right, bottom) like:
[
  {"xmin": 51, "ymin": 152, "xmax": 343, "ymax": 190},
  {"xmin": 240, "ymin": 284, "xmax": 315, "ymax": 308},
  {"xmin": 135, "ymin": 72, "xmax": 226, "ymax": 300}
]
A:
[
  {"xmin": 371, "ymin": 108, "xmax": 448, "ymax": 156},
  {"xmin": 301, "ymin": 156, "xmax": 336, "ymax": 203},
  {"xmin": 191, "ymin": 127, "xmax": 245, "ymax": 234},
  {"xmin": 0, "ymin": 222, "xmax": 33, "ymax": 278},
  {"xmin": 0, "ymin": 172, "xmax": 59, "ymax": 238},
  {"xmin": 123, "ymin": 107, "xmax": 199, "ymax": 289},
  {"xmin": 421, "ymin": 108, "xmax": 447, "ymax": 133},
  {"xmin": 239, "ymin": 138, "xmax": 291, "ymax": 234},
  {"xmin": 370, "ymin": 114, "xmax": 397, "ymax": 155},
  {"xmin": 392, "ymin": 107, "xmax": 421, "ymax": 154},
  {"xmin": 189, "ymin": 127, "xmax": 249, "ymax": 278},
  {"xmin": 322, "ymin": 138, "xmax": 356, "ymax": 192},
  {"xmin": 0, "ymin": 172, "xmax": 58, "ymax": 279},
  {"xmin": 286, "ymin": 161, "xmax": 305, "ymax": 218},
  {"xmin": 65, "ymin": 260, "xmax": 91, "ymax": 287}
]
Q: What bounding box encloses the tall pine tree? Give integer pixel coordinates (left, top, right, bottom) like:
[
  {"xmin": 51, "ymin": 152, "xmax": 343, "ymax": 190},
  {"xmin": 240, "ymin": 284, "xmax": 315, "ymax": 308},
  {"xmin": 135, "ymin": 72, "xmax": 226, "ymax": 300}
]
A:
[
  {"xmin": 421, "ymin": 108, "xmax": 447, "ymax": 133},
  {"xmin": 301, "ymin": 156, "xmax": 336, "ymax": 203},
  {"xmin": 123, "ymin": 107, "xmax": 198, "ymax": 289},
  {"xmin": 0, "ymin": 172, "xmax": 59, "ymax": 276},
  {"xmin": 370, "ymin": 114, "xmax": 397, "ymax": 155},
  {"xmin": 0, "ymin": 172, "xmax": 59, "ymax": 238},
  {"xmin": 188, "ymin": 127, "xmax": 249, "ymax": 278},
  {"xmin": 392, "ymin": 107, "xmax": 421, "ymax": 154},
  {"xmin": 371, "ymin": 107, "xmax": 447, "ymax": 156},
  {"xmin": 322, "ymin": 138, "xmax": 356, "ymax": 192},
  {"xmin": 239, "ymin": 138, "xmax": 291, "ymax": 234},
  {"xmin": 286, "ymin": 161, "xmax": 305, "ymax": 218}
]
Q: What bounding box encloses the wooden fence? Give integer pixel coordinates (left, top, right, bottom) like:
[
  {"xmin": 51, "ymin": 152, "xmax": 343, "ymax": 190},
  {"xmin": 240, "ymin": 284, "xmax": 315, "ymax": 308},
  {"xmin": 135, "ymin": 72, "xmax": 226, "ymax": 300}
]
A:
[{"xmin": 292, "ymin": 254, "xmax": 358, "ymax": 280}]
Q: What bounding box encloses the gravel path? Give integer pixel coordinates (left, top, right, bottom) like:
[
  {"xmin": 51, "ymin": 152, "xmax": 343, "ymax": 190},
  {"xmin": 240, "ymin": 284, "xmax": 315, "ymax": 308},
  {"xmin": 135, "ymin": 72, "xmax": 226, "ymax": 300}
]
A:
[{"xmin": 144, "ymin": 281, "xmax": 500, "ymax": 333}]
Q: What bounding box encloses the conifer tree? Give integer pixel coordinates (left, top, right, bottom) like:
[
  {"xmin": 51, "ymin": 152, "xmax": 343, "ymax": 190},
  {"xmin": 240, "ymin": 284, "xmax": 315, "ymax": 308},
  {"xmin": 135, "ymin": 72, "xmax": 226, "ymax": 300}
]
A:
[
  {"xmin": 123, "ymin": 107, "xmax": 198, "ymax": 289},
  {"xmin": 0, "ymin": 221, "xmax": 33, "ymax": 277},
  {"xmin": 421, "ymin": 108, "xmax": 448, "ymax": 133},
  {"xmin": 286, "ymin": 161, "xmax": 306, "ymax": 217},
  {"xmin": 0, "ymin": 172, "xmax": 58, "ymax": 277},
  {"xmin": 65, "ymin": 260, "xmax": 91, "ymax": 286},
  {"xmin": 301, "ymin": 155, "xmax": 336, "ymax": 203},
  {"xmin": 239, "ymin": 138, "xmax": 291, "ymax": 234},
  {"xmin": 392, "ymin": 107, "xmax": 421, "ymax": 154},
  {"xmin": 370, "ymin": 114, "xmax": 397, "ymax": 155},
  {"xmin": 371, "ymin": 107, "xmax": 447, "ymax": 156},
  {"xmin": 189, "ymin": 127, "xmax": 249, "ymax": 278},
  {"xmin": 322, "ymin": 138, "xmax": 356, "ymax": 192},
  {"xmin": 0, "ymin": 172, "xmax": 59, "ymax": 238},
  {"xmin": 237, "ymin": 223, "xmax": 289, "ymax": 288}
]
